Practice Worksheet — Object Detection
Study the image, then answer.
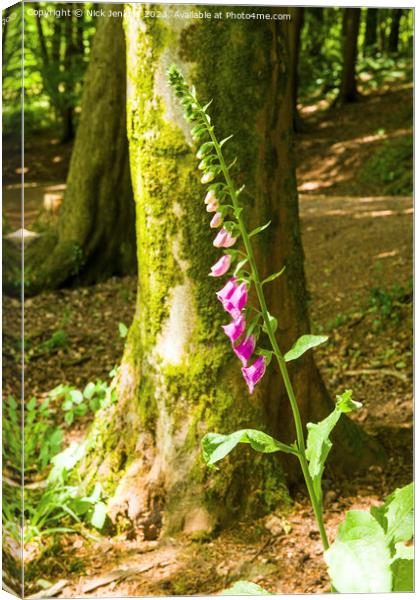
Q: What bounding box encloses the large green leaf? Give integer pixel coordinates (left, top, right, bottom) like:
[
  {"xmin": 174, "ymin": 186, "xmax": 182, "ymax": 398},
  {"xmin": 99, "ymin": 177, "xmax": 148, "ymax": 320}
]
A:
[
  {"xmin": 284, "ymin": 335, "xmax": 328, "ymax": 362},
  {"xmin": 324, "ymin": 510, "xmax": 393, "ymax": 593},
  {"xmin": 305, "ymin": 390, "xmax": 361, "ymax": 503},
  {"xmin": 219, "ymin": 581, "xmax": 272, "ymax": 595},
  {"xmin": 371, "ymin": 482, "xmax": 413, "ymax": 547},
  {"xmin": 202, "ymin": 429, "xmax": 296, "ymax": 467},
  {"xmin": 391, "ymin": 542, "xmax": 414, "ymax": 592}
]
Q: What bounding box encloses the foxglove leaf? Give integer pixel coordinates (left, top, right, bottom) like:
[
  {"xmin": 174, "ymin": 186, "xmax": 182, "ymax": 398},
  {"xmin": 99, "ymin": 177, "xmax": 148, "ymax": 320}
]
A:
[
  {"xmin": 324, "ymin": 510, "xmax": 393, "ymax": 593},
  {"xmin": 370, "ymin": 482, "xmax": 414, "ymax": 547},
  {"xmin": 262, "ymin": 312, "xmax": 278, "ymax": 334},
  {"xmin": 249, "ymin": 220, "xmax": 271, "ymax": 238},
  {"xmin": 202, "ymin": 429, "xmax": 297, "ymax": 467},
  {"xmin": 220, "ymin": 134, "xmax": 234, "ymax": 147},
  {"xmin": 220, "ymin": 581, "xmax": 272, "ymax": 595},
  {"xmin": 391, "ymin": 542, "xmax": 414, "ymax": 592},
  {"xmin": 284, "ymin": 334, "xmax": 328, "ymax": 362},
  {"xmin": 305, "ymin": 390, "xmax": 361, "ymax": 503},
  {"xmin": 262, "ymin": 267, "xmax": 286, "ymax": 286}
]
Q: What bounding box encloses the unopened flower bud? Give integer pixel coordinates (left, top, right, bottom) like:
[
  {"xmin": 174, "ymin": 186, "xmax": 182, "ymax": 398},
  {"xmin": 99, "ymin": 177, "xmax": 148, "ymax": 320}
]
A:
[
  {"xmin": 210, "ymin": 212, "xmax": 223, "ymax": 228},
  {"xmin": 201, "ymin": 171, "xmax": 215, "ymax": 184}
]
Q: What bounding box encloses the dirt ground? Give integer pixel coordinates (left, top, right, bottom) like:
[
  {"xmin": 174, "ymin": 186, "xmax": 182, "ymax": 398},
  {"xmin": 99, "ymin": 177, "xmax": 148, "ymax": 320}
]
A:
[{"xmin": 2, "ymin": 82, "xmax": 413, "ymax": 596}]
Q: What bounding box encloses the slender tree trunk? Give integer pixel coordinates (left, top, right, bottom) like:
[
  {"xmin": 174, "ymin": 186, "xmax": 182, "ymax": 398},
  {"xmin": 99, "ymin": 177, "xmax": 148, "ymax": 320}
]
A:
[
  {"xmin": 388, "ymin": 9, "xmax": 403, "ymax": 53},
  {"xmin": 289, "ymin": 7, "xmax": 305, "ymax": 132},
  {"xmin": 24, "ymin": 7, "xmax": 136, "ymax": 294},
  {"xmin": 307, "ymin": 7, "xmax": 324, "ymax": 57},
  {"xmin": 379, "ymin": 9, "xmax": 388, "ymax": 53},
  {"xmin": 60, "ymin": 6, "xmax": 76, "ymax": 142},
  {"xmin": 80, "ymin": 5, "xmax": 383, "ymax": 538},
  {"xmin": 363, "ymin": 8, "xmax": 378, "ymax": 55},
  {"xmin": 337, "ymin": 8, "xmax": 361, "ymax": 104}
]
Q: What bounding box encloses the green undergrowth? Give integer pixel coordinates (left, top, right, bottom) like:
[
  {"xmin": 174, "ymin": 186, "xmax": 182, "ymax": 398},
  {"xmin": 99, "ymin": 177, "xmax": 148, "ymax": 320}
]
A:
[
  {"xmin": 360, "ymin": 134, "xmax": 413, "ymax": 195},
  {"xmin": 2, "ymin": 372, "xmax": 118, "ymax": 549}
]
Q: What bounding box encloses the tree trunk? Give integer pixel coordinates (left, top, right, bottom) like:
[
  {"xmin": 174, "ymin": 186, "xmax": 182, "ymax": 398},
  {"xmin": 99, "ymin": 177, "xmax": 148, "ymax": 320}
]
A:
[
  {"xmin": 24, "ymin": 7, "xmax": 136, "ymax": 295},
  {"xmin": 289, "ymin": 7, "xmax": 305, "ymax": 132},
  {"xmin": 363, "ymin": 8, "xmax": 378, "ymax": 55},
  {"xmin": 379, "ymin": 9, "xmax": 389, "ymax": 54},
  {"xmin": 78, "ymin": 5, "xmax": 384, "ymax": 538},
  {"xmin": 307, "ymin": 7, "xmax": 324, "ymax": 57},
  {"xmin": 60, "ymin": 6, "xmax": 76, "ymax": 142},
  {"xmin": 388, "ymin": 9, "xmax": 403, "ymax": 54},
  {"xmin": 337, "ymin": 8, "xmax": 361, "ymax": 104}
]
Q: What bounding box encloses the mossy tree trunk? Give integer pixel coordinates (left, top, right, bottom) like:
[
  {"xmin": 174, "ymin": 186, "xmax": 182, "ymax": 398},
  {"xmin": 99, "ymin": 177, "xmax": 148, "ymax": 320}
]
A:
[
  {"xmin": 24, "ymin": 7, "xmax": 136, "ymax": 295},
  {"xmin": 337, "ymin": 8, "xmax": 361, "ymax": 105},
  {"xmin": 82, "ymin": 5, "xmax": 383, "ymax": 538}
]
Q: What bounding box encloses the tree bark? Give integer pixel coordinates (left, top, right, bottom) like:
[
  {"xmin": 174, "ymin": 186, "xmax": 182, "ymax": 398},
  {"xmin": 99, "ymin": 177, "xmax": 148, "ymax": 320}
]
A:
[
  {"xmin": 24, "ymin": 7, "xmax": 136, "ymax": 295},
  {"xmin": 337, "ymin": 8, "xmax": 361, "ymax": 104},
  {"xmin": 363, "ymin": 8, "xmax": 378, "ymax": 55},
  {"xmin": 79, "ymin": 5, "xmax": 384, "ymax": 538},
  {"xmin": 307, "ymin": 7, "xmax": 324, "ymax": 57},
  {"xmin": 388, "ymin": 9, "xmax": 403, "ymax": 54},
  {"xmin": 289, "ymin": 8, "xmax": 305, "ymax": 132}
]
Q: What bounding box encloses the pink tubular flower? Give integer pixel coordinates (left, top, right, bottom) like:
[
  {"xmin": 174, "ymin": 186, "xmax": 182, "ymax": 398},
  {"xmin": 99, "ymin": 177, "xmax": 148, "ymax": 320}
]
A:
[
  {"xmin": 222, "ymin": 314, "xmax": 245, "ymax": 343},
  {"xmin": 210, "ymin": 212, "xmax": 223, "ymax": 228},
  {"xmin": 206, "ymin": 200, "xmax": 219, "ymax": 213},
  {"xmin": 213, "ymin": 228, "xmax": 237, "ymax": 248},
  {"xmin": 216, "ymin": 277, "xmax": 237, "ymax": 304},
  {"xmin": 241, "ymin": 355, "xmax": 266, "ymax": 394},
  {"xmin": 234, "ymin": 335, "xmax": 256, "ymax": 366},
  {"xmin": 209, "ymin": 254, "xmax": 232, "ymax": 277},
  {"xmin": 223, "ymin": 282, "xmax": 248, "ymax": 314}
]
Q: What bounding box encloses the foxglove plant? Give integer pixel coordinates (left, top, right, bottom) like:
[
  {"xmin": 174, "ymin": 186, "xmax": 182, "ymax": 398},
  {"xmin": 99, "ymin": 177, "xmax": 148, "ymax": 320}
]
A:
[{"xmin": 167, "ymin": 66, "xmax": 413, "ymax": 594}]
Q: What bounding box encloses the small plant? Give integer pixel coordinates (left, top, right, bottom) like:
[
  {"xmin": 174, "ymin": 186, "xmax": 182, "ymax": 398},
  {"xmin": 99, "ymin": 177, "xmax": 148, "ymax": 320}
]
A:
[
  {"xmin": 168, "ymin": 66, "xmax": 413, "ymax": 593},
  {"xmin": 49, "ymin": 379, "xmax": 114, "ymax": 425},
  {"xmin": 49, "ymin": 385, "xmax": 87, "ymax": 426},
  {"xmin": 2, "ymin": 395, "xmax": 63, "ymax": 476},
  {"xmin": 368, "ymin": 281, "xmax": 412, "ymax": 323},
  {"xmin": 360, "ymin": 134, "xmax": 413, "ymax": 195},
  {"xmin": 118, "ymin": 322, "xmax": 128, "ymax": 338},
  {"xmin": 40, "ymin": 329, "xmax": 68, "ymax": 352}
]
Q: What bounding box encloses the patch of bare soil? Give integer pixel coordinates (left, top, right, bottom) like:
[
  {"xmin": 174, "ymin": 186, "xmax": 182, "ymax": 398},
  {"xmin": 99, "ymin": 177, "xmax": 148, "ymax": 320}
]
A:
[
  {"xmin": 3, "ymin": 83, "xmax": 413, "ymax": 597},
  {"xmin": 296, "ymin": 83, "xmax": 412, "ymax": 196}
]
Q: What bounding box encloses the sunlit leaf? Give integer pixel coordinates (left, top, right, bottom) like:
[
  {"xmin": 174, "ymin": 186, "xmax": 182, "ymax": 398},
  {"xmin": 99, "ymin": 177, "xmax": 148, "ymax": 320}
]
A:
[
  {"xmin": 371, "ymin": 482, "xmax": 414, "ymax": 547},
  {"xmin": 202, "ymin": 429, "xmax": 297, "ymax": 468},
  {"xmin": 324, "ymin": 510, "xmax": 393, "ymax": 593},
  {"xmin": 305, "ymin": 390, "xmax": 361, "ymax": 503},
  {"xmin": 220, "ymin": 134, "xmax": 234, "ymax": 147},
  {"xmin": 118, "ymin": 322, "xmax": 128, "ymax": 338},
  {"xmin": 90, "ymin": 502, "xmax": 107, "ymax": 530},
  {"xmin": 391, "ymin": 542, "xmax": 414, "ymax": 592},
  {"xmin": 70, "ymin": 390, "xmax": 83, "ymax": 405},
  {"xmin": 284, "ymin": 334, "xmax": 328, "ymax": 362},
  {"xmin": 83, "ymin": 382, "xmax": 96, "ymax": 399},
  {"xmin": 219, "ymin": 580, "xmax": 272, "ymax": 595}
]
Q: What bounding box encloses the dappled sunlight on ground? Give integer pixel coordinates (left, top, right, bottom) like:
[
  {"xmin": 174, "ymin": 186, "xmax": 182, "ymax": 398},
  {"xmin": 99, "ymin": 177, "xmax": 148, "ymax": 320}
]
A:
[{"xmin": 296, "ymin": 84, "xmax": 412, "ymax": 196}]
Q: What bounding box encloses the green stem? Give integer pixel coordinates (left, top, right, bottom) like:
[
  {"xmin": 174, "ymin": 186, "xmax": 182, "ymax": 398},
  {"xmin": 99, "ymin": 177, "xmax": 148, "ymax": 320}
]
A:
[{"xmin": 202, "ymin": 111, "xmax": 330, "ymax": 551}]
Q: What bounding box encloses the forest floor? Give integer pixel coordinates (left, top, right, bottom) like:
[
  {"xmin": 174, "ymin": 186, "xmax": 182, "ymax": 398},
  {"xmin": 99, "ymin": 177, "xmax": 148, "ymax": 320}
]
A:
[{"xmin": 3, "ymin": 81, "xmax": 413, "ymax": 596}]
